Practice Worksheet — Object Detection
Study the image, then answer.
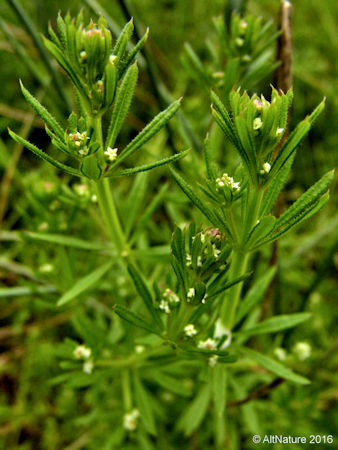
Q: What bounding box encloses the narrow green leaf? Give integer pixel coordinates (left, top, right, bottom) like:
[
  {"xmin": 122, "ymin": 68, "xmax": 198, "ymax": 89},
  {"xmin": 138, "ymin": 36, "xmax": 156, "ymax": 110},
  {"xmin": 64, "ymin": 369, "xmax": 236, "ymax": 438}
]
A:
[
  {"xmin": 208, "ymin": 272, "xmax": 252, "ymax": 299},
  {"xmin": 256, "ymin": 191, "xmax": 330, "ymax": 247},
  {"xmin": 108, "ymin": 150, "xmax": 189, "ymax": 177},
  {"xmin": 80, "ymin": 155, "xmax": 102, "ymax": 180},
  {"xmin": 146, "ymin": 370, "xmax": 191, "ymax": 397},
  {"xmin": 116, "ymin": 99, "xmax": 181, "ymax": 165},
  {"xmin": 183, "ymin": 42, "xmax": 211, "ymax": 88},
  {"xmin": 20, "ymin": 81, "xmax": 64, "ymax": 140},
  {"xmin": 260, "ymin": 153, "xmax": 295, "ymax": 216},
  {"xmin": 240, "ymin": 347, "xmax": 310, "ymax": 384},
  {"xmin": 57, "ymin": 261, "xmax": 113, "ymax": 306},
  {"xmin": 127, "ymin": 264, "xmax": 162, "ymax": 329},
  {"xmin": 119, "ymin": 28, "xmax": 149, "ymax": 77},
  {"xmin": 21, "ymin": 231, "xmax": 111, "ymax": 251},
  {"xmin": 271, "ymin": 119, "xmax": 311, "ymax": 175},
  {"xmin": 170, "ymin": 168, "xmax": 220, "ymax": 227},
  {"xmin": 114, "ymin": 305, "xmax": 158, "ymax": 334},
  {"xmin": 246, "ymin": 215, "xmax": 276, "ymax": 249},
  {"xmin": 8, "ymin": 130, "xmax": 81, "ymax": 177},
  {"xmin": 112, "ymin": 18, "xmax": 134, "ymax": 62},
  {"xmin": 212, "ymin": 365, "xmax": 227, "ymax": 419},
  {"xmin": 106, "ymin": 63, "xmax": 139, "ymax": 149},
  {"xmin": 308, "ymin": 98, "xmax": 326, "ymax": 125},
  {"xmin": 125, "ymin": 172, "xmax": 149, "ymax": 237},
  {"xmin": 177, "ymin": 383, "xmax": 211, "ymax": 435},
  {"xmin": 275, "ymin": 170, "xmax": 334, "ymax": 230},
  {"xmin": 0, "ymin": 285, "xmax": 57, "ymax": 298},
  {"xmin": 133, "ymin": 372, "xmax": 157, "ymax": 435},
  {"xmin": 235, "ymin": 268, "xmax": 276, "ymax": 324},
  {"xmin": 238, "ymin": 313, "xmax": 312, "ymax": 337}
]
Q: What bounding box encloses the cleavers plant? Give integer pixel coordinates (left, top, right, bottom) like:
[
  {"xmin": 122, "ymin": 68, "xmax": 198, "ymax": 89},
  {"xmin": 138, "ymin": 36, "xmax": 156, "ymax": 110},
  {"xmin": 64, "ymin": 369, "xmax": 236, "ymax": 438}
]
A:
[{"xmin": 8, "ymin": 9, "xmax": 334, "ymax": 449}]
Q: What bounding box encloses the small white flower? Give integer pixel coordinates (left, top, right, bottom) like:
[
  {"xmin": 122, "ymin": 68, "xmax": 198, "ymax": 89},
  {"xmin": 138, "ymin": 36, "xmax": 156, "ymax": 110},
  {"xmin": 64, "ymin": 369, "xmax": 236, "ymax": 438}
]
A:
[
  {"xmin": 216, "ymin": 173, "xmax": 240, "ymax": 192},
  {"xmin": 104, "ymin": 147, "xmax": 118, "ymax": 162},
  {"xmin": 208, "ymin": 355, "xmax": 219, "ymax": 368},
  {"xmin": 73, "ymin": 344, "xmax": 92, "ymax": 360},
  {"xmin": 184, "ymin": 324, "xmax": 197, "ymax": 337},
  {"xmin": 253, "ymin": 99, "xmax": 263, "ymax": 110},
  {"xmin": 187, "ymin": 288, "xmax": 195, "ymax": 301},
  {"xmin": 235, "ymin": 37, "xmax": 244, "ymax": 47},
  {"xmin": 276, "ymin": 127, "xmax": 284, "ymax": 136},
  {"xmin": 163, "ymin": 289, "xmax": 180, "ymax": 304},
  {"xmin": 201, "ymin": 294, "xmax": 208, "ymax": 304},
  {"xmin": 263, "ymin": 162, "xmax": 271, "ymax": 173},
  {"xmin": 198, "ymin": 338, "xmax": 217, "ymax": 350},
  {"xmin": 200, "ymin": 233, "xmax": 206, "ymax": 243},
  {"xmin": 80, "ymin": 50, "xmax": 87, "ymax": 60},
  {"xmin": 186, "ymin": 254, "xmax": 192, "ymax": 267},
  {"xmin": 78, "ymin": 147, "xmax": 89, "ymax": 156},
  {"xmin": 253, "ymin": 117, "xmax": 263, "ymax": 130},
  {"xmin": 240, "ymin": 20, "xmax": 248, "ymax": 30},
  {"xmin": 83, "ymin": 360, "xmax": 94, "ymax": 374},
  {"xmin": 159, "ymin": 299, "xmax": 170, "ymax": 314},
  {"xmin": 274, "ymin": 347, "xmax": 287, "ymax": 361},
  {"xmin": 260, "ymin": 162, "xmax": 271, "ymax": 175},
  {"xmin": 135, "ymin": 345, "xmax": 145, "ymax": 354},
  {"xmin": 123, "ymin": 409, "xmax": 139, "ymax": 431},
  {"xmin": 39, "ymin": 263, "xmax": 54, "ymax": 273},
  {"xmin": 212, "ymin": 244, "xmax": 221, "ymax": 259},
  {"xmin": 197, "ymin": 256, "xmax": 202, "ymax": 267},
  {"xmin": 74, "ymin": 184, "xmax": 89, "ymax": 196},
  {"xmin": 293, "ymin": 342, "xmax": 311, "ymax": 361},
  {"xmin": 91, "ymin": 194, "xmax": 98, "ymax": 202}
]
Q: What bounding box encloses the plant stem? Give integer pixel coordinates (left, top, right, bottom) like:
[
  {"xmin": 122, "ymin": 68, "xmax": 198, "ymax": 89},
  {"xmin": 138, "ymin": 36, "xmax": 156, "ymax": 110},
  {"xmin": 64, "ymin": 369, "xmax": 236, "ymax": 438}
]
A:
[
  {"xmin": 122, "ymin": 369, "xmax": 132, "ymax": 410},
  {"xmin": 221, "ymin": 186, "xmax": 264, "ymax": 329},
  {"xmin": 91, "ymin": 115, "xmax": 128, "ymax": 256}
]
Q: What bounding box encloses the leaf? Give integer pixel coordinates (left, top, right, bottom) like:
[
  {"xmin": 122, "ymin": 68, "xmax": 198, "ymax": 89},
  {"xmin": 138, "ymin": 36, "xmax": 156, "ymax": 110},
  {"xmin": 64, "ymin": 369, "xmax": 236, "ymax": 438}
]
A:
[
  {"xmin": 238, "ymin": 312, "xmax": 312, "ymax": 337},
  {"xmin": 106, "ymin": 63, "xmax": 139, "ymax": 149},
  {"xmin": 245, "ymin": 215, "xmax": 276, "ymax": 249},
  {"xmin": 21, "ymin": 231, "xmax": 110, "ymax": 251},
  {"xmin": 113, "ymin": 305, "xmax": 159, "ymax": 334},
  {"xmin": 108, "ymin": 150, "xmax": 189, "ymax": 177},
  {"xmin": 177, "ymin": 383, "xmax": 211, "ymax": 435},
  {"xmin": 8, "ymin": 130, "xmax": 81, "ymax": 177},
  {"xmin": 207, "ymin": 272, "xmax": 252, "ymax": 299},
  {"xmin": 80, "ymin": 155, "xmax": 102, "ymax": 180},
  {"xmin": 19, "ymin": 81, "xmax": 64, "ymax": 140},
  {"xmin": 116, "ymin": 99, "xmax": 182, "ymax": 165},
  {"xmin": 274, "ymin": 170, "xmax": 334, "ymax": 231},
  {"xmin": 170, "ymin": 168, "xmax": 220, "ymax": 227},
  {"xmin": 119, "ymin": 28, "xmax": 149, "ymax": 77},
  {"xmin": 260, "ymin": 153, "xmax": 295, "ymax": 216},
  {"xmin": 183, "ymin": 42, "xmax": 211, "ymax": 88},
  {"xmin": 235, "ymin": 267, "xmax": 276, "ymax": 324},
  {"xmin": 240, "ymin": 347, "xmax": 310, "ymax": 384},
  {"xmin": 57, "ymin": 260, "xmax": 113, "ymax": 306},
  {"xmin": 256, "ymin": 192, "xmax": 330, "ymax": 247},
  {"xmin": 112, "ymin": 18, "xmax": 134, "ymax": 63},
  {"xmin": 147, "ymin": 370, "xmax": 191, "ymax": 397},
  {"xmin": 133, "ymin": 372, "xmax": 157, "ymax": 435},
  {"xmin": 212, "ymin": 365, "xmax": 227, "ymax": 419},
  {"xmin": 271, "ymin": 119, "xmax": 311, "ymax": 176},
  {"xmin": 0, "ymin": 285, "xmax": 57, "ymax": 298},
  {"xmin": 127, "ymin": 264, "xmax": 162, "ymax": 329}
]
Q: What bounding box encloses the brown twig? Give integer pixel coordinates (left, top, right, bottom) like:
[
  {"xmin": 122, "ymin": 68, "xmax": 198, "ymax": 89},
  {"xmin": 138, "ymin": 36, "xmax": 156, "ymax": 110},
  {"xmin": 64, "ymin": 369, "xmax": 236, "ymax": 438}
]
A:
[
  {"xmin": 227, "ymin": 378, "xmax": 284, "ymax": 408},
  {"xmin": 261, "ymin": 0, "xmax": 293, "ymax": 319}
]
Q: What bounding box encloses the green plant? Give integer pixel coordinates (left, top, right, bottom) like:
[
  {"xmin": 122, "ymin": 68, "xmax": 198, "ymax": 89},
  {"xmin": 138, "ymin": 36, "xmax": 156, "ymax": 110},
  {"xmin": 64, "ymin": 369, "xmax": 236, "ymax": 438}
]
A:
[{"xmin": 3, "ymin": 5, "xmax": 335, "ymax": 450}]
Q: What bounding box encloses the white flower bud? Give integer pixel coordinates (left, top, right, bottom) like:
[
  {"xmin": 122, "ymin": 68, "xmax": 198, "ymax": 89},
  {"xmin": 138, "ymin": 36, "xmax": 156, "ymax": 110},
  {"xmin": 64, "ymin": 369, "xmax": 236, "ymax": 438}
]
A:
[
  {"xmin": 253, "ymin": 117, "xmax": 263, "ymax": 130},
  {"xmin": 293, "ymin": 342, "xmax": 311, "ymax": 361},
  {"xmin": 198, "ymin": 338, "xmax": 217, "ymax": 350},
  {"xmin": 123, "ymin": 409, "xmax": 139, "ymax": 431},
  {"xmin": 184, "ymin": 324, "xmax": 197, "ymax": 337}
]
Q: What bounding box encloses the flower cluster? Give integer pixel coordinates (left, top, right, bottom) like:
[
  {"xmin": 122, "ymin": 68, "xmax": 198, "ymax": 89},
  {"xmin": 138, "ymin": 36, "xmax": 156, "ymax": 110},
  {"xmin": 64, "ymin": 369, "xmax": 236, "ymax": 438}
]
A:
[
  {"xmin": 73, "ymin": 344, "xmax": 94, "ymax": 374},
  {"xmin": 216, "ymin": 173, "xmax": 241, "ymax": 192},
  {"xmin": 158, "ymin": 288, "xmax": 180, "ymax": 314},
  {"xmin": 123, "ymin": 409, "xmax": 140, "ymax": 431}
]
